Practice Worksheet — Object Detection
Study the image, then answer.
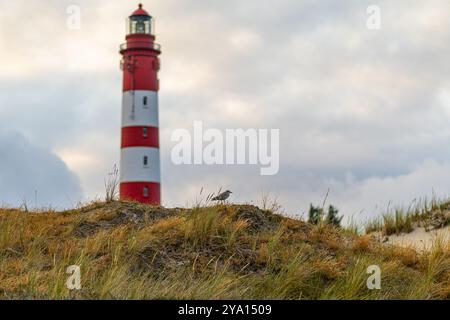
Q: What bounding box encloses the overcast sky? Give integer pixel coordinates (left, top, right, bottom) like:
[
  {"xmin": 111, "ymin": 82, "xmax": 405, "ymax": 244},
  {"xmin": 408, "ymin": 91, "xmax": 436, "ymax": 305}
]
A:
[{"xmin": 1, "ymin": 0, "xmax": 450, "ymax": 222}]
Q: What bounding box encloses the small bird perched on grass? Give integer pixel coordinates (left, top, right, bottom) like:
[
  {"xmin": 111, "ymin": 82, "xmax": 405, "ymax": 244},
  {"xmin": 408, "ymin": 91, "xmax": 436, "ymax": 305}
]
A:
[{"xmin": 212, "ymin": 190, "xmax": 232, "ymax": 202}]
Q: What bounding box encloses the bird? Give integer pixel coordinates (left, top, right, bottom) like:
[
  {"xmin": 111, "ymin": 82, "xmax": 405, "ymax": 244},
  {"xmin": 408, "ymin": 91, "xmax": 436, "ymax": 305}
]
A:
[{"xmin": 212, "ymin": 190, "xmax": 232, "ymax": 202}]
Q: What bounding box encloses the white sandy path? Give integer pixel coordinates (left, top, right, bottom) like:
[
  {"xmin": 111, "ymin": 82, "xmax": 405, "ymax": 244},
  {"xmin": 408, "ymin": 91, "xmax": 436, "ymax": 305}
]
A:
[{"xmin": 387, "ymin": 226, "xmax": 450, "ymax": 251}]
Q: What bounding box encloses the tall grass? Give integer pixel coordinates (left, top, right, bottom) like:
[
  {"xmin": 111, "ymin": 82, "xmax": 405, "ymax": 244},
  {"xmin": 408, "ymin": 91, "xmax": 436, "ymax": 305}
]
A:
[
  {"xmin": 0, "ymin": 201, "xmax": 448, "ymax": 300},
  {"xmin": 365, "ymin": 197, "xmax": 450, "ymax": 235},
  {"xmin": 104, "ymin": 165, "xmax": 119, "ymax": 203}
]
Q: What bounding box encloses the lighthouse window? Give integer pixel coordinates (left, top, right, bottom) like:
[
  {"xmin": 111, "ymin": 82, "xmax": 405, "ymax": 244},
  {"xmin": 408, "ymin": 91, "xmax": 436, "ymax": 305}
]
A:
[
  {"xmin": 143, "ymin": 127, "xmax": 148, "ymax": 138},
  {"xmin": 143, "ymin": 156, "xmax": 148, "ymax": 166},
  {"xmin": 143, "ymin": 96, "xmax": 148, "ymax": 107},
  {"xmin": 128, "ymin": 16, "xmax": 152, "ymax": 35},
  {"xmin": 143, "ymin": 187, "xmax": 149, "ymax": 198}
]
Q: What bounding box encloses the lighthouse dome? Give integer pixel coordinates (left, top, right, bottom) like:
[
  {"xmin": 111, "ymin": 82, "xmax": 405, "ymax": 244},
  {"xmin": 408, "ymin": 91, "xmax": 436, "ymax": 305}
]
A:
[
  {"xmin": 132, "ymin": 4, "xmax": 150, "ymax": 16},
  {"xmin": 127, "ymin": 4, "xmax": 153, "ymax": 35}
]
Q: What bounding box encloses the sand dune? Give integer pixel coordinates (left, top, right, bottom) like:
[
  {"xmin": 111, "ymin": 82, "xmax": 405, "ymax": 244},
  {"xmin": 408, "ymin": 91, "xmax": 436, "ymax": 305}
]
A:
[{"xmin": 387, "ymin": 226, "xmax": 450, "ymax": 251}]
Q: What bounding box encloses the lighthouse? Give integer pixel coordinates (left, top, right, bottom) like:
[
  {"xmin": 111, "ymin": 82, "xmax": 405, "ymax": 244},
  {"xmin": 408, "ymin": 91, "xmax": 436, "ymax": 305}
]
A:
[{"xmin": 119, "ymin": 4, "xmax": 161, "ymax": 205}]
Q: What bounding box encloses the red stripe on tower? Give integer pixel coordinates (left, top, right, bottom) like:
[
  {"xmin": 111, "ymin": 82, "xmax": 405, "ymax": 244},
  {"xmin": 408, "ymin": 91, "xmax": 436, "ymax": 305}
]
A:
[
  {"xmin": 119, "ymin": 4, "xmax": 161, "ymax": 205},
  {"xmin": 120, "ymin": 182, "xmax": 161, "ymax": 204},
  {"xmin": 121, "ymin": 126, "xmax": 159, "ymax": 148}
]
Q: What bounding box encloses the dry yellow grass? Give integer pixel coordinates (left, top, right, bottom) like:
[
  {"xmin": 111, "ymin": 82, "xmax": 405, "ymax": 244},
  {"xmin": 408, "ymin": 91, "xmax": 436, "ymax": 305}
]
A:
[{"xmin": 0, "ymin": 201, "xmax": 448, "ymax": 300}]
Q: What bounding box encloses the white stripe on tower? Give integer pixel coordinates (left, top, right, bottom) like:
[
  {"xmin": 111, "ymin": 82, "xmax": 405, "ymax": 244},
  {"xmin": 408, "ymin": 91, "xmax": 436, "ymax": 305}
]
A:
[
  {"xmin": 120, "ymin": 147, "xmax": 160, "ymax": 182},
  {"xmin": 121, "ymin": 91, "xmax": 159, "ymax": 128}
]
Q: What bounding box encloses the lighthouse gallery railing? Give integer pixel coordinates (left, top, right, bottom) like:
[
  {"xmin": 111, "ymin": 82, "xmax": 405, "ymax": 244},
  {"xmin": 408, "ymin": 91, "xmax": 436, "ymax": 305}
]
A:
[{"xmin": 120, "ymin": 42, "xmax": 161, "ymax": 51}]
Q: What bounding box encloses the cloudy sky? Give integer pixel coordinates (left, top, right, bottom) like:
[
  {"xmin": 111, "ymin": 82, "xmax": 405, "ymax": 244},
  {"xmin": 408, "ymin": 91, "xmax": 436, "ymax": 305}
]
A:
[{"xmin": 1, "ymin": 0, "xmax": 450, "ymax": 222}]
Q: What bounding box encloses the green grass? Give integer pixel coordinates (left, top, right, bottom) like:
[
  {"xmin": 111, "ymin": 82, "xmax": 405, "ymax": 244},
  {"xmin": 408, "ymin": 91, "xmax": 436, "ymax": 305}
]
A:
[
  {"xmin": 0, "ymin": 201, "xmax": 448, "ymax": 300},
  {"xmin": 366, "ymin": 209, "xmax": 414, "ymax": 236},
  {"xmin": 365, "ymin": 197, "xmax": 450, "ymax": 236}
]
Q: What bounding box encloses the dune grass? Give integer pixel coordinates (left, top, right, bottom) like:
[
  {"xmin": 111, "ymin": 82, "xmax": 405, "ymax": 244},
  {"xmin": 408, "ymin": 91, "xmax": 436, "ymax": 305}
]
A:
[
  {"xmin": 0, "ymin": 201, "xmax": 448, "ymax": 300},
  {"xmin": 365, "ymin": 197, "xmax": 450, "ymax": 236}
]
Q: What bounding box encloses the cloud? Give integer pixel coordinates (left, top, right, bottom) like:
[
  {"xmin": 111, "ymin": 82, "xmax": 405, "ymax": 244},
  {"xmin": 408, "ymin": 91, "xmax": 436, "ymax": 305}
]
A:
[
  {"xmin": 318, "ymin": 159, "xmax": 450, "ymax": 222},
  {"xmin": 0, "ymin": 131, "xmax": 82, "ymax": 208}
]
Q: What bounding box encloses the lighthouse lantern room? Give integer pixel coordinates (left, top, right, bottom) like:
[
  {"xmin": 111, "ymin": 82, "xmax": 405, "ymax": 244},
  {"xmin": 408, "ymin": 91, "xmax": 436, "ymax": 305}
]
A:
[{"xmin": 119, "ymin": 4, "xmax": 161, "ymax": 205}]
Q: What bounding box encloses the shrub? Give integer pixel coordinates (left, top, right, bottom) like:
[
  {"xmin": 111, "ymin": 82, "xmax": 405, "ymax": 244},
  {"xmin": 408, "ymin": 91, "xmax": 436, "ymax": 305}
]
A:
[{"xmin": 308, "ymin": 204, "xmax": 343, "ymax": 228}]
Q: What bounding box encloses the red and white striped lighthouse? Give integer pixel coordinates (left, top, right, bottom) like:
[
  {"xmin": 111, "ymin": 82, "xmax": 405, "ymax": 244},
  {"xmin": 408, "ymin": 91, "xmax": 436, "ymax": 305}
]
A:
[{"xmin": 119, "ymin": 4, "xmax": 161, "ymax": 205}]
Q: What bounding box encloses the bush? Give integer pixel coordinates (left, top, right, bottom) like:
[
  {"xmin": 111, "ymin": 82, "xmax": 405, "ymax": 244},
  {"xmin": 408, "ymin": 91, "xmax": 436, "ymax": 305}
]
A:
[
  {"xmin": 308, "ymin": 205, "xmax": 324, "ymax": 225},
  {"xmin": 326, "ymin": 205, "xmax": 343, "ymax": 227},
  {"xmin": 308, "ymin": 204, "xmax": 343, "ymax": 228}
]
